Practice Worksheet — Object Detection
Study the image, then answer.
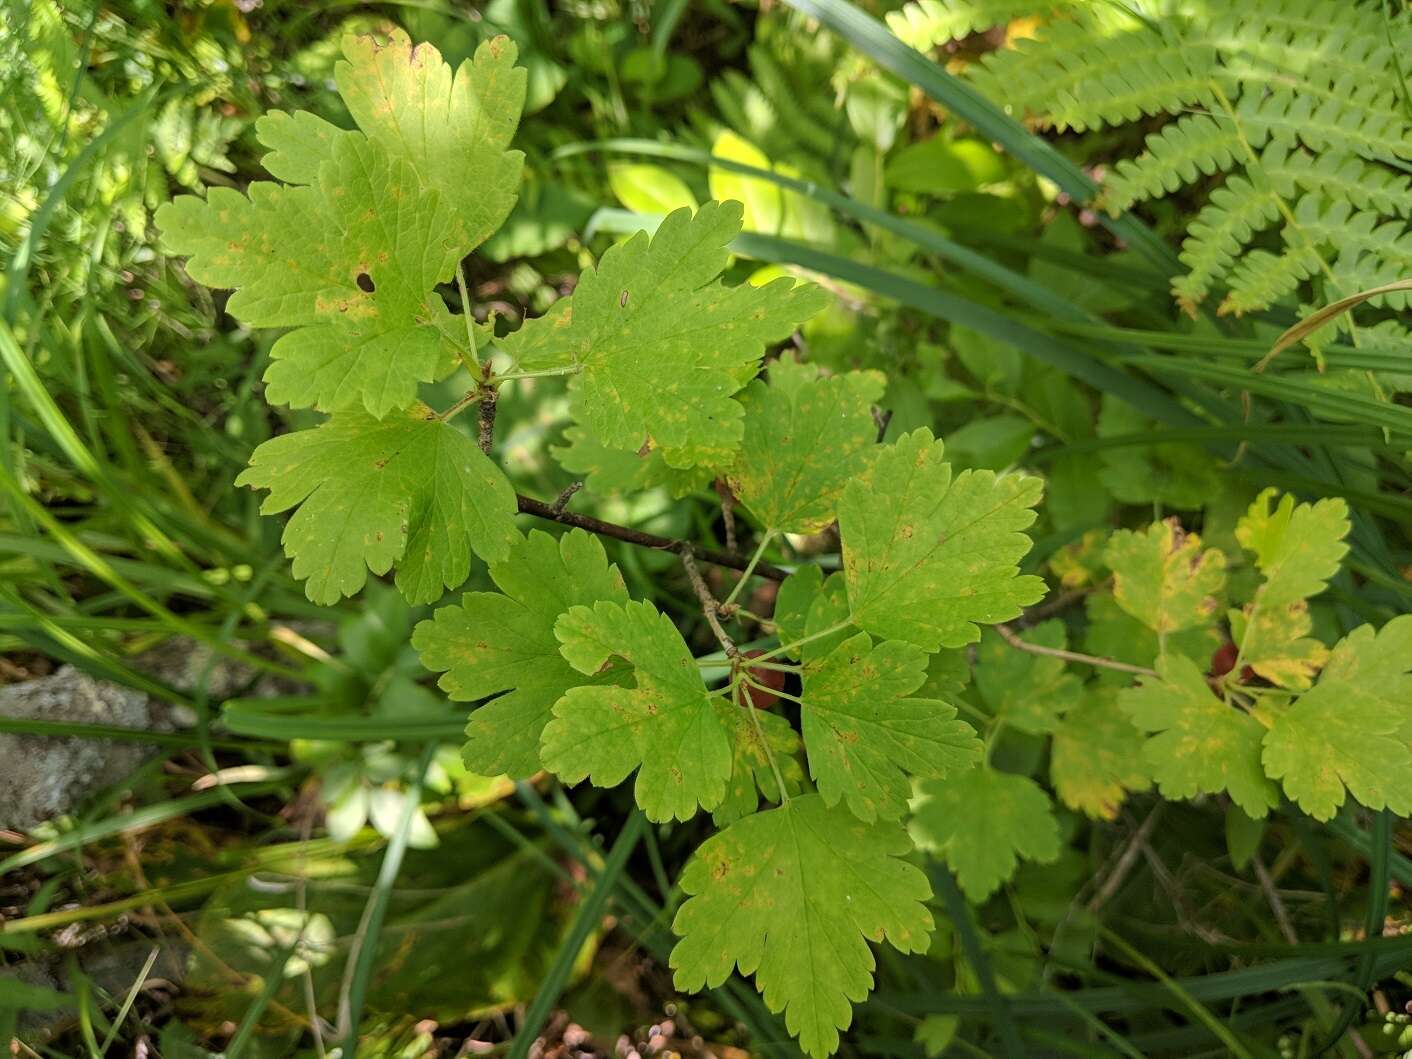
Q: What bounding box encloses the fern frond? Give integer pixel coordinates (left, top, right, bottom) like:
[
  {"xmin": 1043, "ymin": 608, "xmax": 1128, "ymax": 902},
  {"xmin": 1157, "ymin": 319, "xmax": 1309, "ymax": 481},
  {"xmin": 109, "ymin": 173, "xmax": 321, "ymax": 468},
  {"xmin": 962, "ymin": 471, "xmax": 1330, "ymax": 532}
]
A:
[
  {"xmin": 1203, "ymin": 0, "xmax": 1393, "ymax": 87},
  {"xmin": 1236, "ymin": 84, "xmax": 1412, "ymax": 166},
  {"xmin": 1260, "ymin": 143, "xmax": 1412, "ymax": 218},
  {"xmin": 1102, "ymin": 114, "xmax": 1244, "ymax": 213},
  {"xmin": 885, "ymin": 0, "xmax": 1054, "ymax": 51},
  {"xmin": 1219, "ymin": 247, "xmax": 1320, "ymax": 315},
  {"xmin": 969, "ymin": 20, "xmax": 1218, "ymax": 132},
  {"xmin": 1172, "ymin": 171, "xmax": 1282, "ymax": 310}
]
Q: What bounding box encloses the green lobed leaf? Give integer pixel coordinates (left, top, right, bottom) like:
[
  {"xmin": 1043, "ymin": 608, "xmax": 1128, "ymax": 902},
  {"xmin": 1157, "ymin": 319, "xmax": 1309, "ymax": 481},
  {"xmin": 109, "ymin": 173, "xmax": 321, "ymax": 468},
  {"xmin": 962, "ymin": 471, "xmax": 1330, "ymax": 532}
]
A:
[
  {"xmin": 158, "ymin": 31, "xmax": 525, "ymax": 417},
  {"xmin": 909, "ymin": 765, "xmax": 1061, "ymax": 902},
  {"xmin": 839, "ymin": 428, "xmax": 1045, "ymax": 651},
  {"xmin": 496, "ymin": 203, "xmax": 829, "ymax": 465},
  {"xmin": 1106, "ymin": 519, "xmax": 1226, "ymax": 635},
  {"xmin": 541, "ymin": 599, "xmax": 732, "ymax": 822},
  {"xmin": 1262, "ymin": 615, "xmax": 1412, "ymax": 821},
  {"xmin": 726, "ymin": 356, "xmax": 886, "ymax": 533},
  {"xmin": 973, "ymin": 620, "xmax": 1083, "ymax": 735},
  {"xmin": 1050, "ymin": 688, "xmax": 1151, "ymax": 821},
  {"xmin": 236, "ymin": 404, "xmax": 519, "ymax": 605},
  {"xmin": 411, "ymin": 530, "xmax": 629, "ymax": 778},
  {"xmin": 671, "ymin": 793, "xmax": 933, "ymax": 1059},
  {"xmin": 799, "ymin": 632, "xmax": 981, "ymax": 822},
  {"xmin": 713, "ymin": 704, "xmax": 805, "ymax": 826},
  {"xmin": 1119, "ymin": 655, "xmax": 1278, "ymax": 818}
]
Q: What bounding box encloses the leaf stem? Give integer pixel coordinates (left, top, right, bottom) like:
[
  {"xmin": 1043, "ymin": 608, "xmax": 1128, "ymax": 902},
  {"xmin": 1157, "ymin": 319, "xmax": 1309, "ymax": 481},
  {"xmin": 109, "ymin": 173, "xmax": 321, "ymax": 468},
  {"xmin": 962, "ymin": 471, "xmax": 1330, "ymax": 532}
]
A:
[
  {"xmin": 736, "ymin": 681, "xmax": 790, "ymax": 806},
  {"xmin": 995, "ymin": 622, "xmax": 1157, "ymax": 678},
  {"xmin": 722, "ymin": 530, "xmax": 777, "ymax": 608},
  {"xmin": 751, "ymin": 619, "xmax": 852, "ymax": 665},
  {"xmin": 454, "ymin": 265, "xmax": 479, "ymax": 376},
  {"xmin": 489, "ymin": 365, "xmax": 583, "ymax": 383}
]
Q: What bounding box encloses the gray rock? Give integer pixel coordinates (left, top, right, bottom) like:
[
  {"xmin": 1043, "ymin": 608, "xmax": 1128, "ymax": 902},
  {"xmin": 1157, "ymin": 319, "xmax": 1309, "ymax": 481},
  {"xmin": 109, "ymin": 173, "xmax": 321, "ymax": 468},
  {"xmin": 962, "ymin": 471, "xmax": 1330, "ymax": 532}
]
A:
[{"xmin": 0, "ymin": 666, "xmax": 165, "ymax": 832}]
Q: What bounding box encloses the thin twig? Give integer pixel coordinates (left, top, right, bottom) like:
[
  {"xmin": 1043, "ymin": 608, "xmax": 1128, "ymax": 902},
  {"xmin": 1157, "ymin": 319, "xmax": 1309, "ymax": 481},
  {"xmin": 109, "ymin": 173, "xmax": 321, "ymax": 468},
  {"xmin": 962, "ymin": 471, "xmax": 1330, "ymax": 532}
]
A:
[
  {"xmin": 997, "ymin": 622, "xmax": 1158, "ymax": 678},
  {"xmin": 681, "ymin": 546, "xmax": 739, "ymax": 657},
  {"xmin": 872, "ymin": 407, "xmax": 894, "ymax": 443},
  {"xmin": 1087, "ymin": 804, "xmax": 1164, "ymax": 914},
  {"xmin": 715, "ymin": 479, "xmax": 738, "ymax": 554},
  {"xmin": 515, "ymin": 494, "xmax": 788, "ymax": 580},
  {"xmin": 551, "ymin": 481, "xmax": 583, "ymax": 514},
  {"xmin": 1252, "ymin": 855, "xmax": 1299, "ymax": 945},
  {"xmin": 477, "ymin": 386, "xmax": 498, "ymax": 456}
]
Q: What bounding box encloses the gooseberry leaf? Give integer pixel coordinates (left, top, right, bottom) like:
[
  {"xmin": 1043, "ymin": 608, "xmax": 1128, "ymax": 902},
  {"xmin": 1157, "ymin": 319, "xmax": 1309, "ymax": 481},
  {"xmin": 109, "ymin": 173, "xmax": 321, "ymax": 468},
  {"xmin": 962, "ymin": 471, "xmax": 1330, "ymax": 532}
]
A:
[
  {"xmin": 973, "ymin": 620, "xmax": 1083, "ymax": 735},
  {"xmin": 411, "ymin": 530, "xmax": 629, "ymax": 778},
  {"xmin": 1105, "ymin": 519, "xmax": 1226, "ymax": 635},
  {"xmin": 726, "ymin": 357, "xmax": 886, "ymax": 533},
  {"xmin": 541, "ymin": 600, "xmax": 732, "ymax": 821},
  {"xmin": 799, "ymin": 632, "xmax": 981, "ymax": 822},
  {"xmin": 1262, "ymin": 615, "xmax": 1412, "ymax": 820},
  {"xmin": 496, "ymin": 203, "xmax": 829, "ymax": 464},
  {"xmin": 1119, "ymin": 655, "xmax": 1278, "ymax": 817},
  {"xmin": 553, "ymin": 423, "xmax": 711, "ymax": 499},
  {"xmin": 671, "ymin": 794, "xmax": 932, "ymax": 1059},
  {"xmin": 157, "ymin": 32, "xmax": 526, "ymax": 417},
  {"xmin": 1232, "ymin": 491, "xmax": 1350, "ymax": 689},
  {"xmin": 713, "ymin": 704, "xmax": 804, "ymax": 826},
  {"xmin": 909, "ymin": 766, "xmax": 1061, "ymax": 902},
  {"xmin": 1084, "ymin": 594, "xmax": 1220, "ymax": 688},
  {"xmin": 1050, "ymin": 689, "xmax": 1151, "ymax": 820},
  {"xmin": 839, "ymin": 428, "xmax": 1045, "ymax": 651},
  {"xmin": 771, "ymin": 564, "xmax": 825, "ymax": 660},
  {"xmin": 236, "ymin": 404, "xmax": 519, "ymax": 605}
]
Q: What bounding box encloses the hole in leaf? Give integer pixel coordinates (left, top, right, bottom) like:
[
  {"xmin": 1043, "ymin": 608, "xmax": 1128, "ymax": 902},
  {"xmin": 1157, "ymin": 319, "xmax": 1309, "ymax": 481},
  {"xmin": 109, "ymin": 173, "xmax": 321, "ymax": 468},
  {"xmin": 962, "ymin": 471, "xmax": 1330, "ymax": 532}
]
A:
[{"xmin": 356, "ymin": 272, "xmax": 375, "ymax": 293}]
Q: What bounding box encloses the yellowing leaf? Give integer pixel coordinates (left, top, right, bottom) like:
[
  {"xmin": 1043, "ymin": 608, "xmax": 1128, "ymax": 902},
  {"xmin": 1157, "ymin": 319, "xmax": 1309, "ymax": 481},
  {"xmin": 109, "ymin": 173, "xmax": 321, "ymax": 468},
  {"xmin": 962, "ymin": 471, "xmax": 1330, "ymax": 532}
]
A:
[
  {"xmin": 1051, "ymin": 689, "xmax": 1151, "ymax": 820},
  {"xmin": 158, "ymin": 32, "xmax": 526, "ymax": 417},
  {"xmin": 671, "ymin": 794, "xmax": 932, "ymax": 1059},
  {"xmin": 411, "ymin": 530, "xmax": 629, "ymax": 777},
  {"xmin": 727, "ymin": 357, "xmax": 886, "ymax": 533},
  {"xmin": 713, "ymin": 705, "xmax": 804, "ymax": 826},
  {"xmin": 1262, "ymin": 615, "xmax": 1412, "ymax": 820},
  {"xmin": 839, "ymin": 428, "xmax": 1045, "ymax": 651},
  {"xmin": 799, "ymin": 632, "xmax": 981, "ymax": 822},
  {"xmin": 609, "ymin": 163, "xmax": 699, "ymax": 216},
  {"xmin": 909, "ymin": 766, "xmax": 1061, "ymax": 902},
  {"xmin": 236, "ymin": 405, "xmax": 518, "ymax": 605},
  {"xmin": 541, "ymin": 600, "xmax": 732, "ymax": 821},
  {"xmin": 1105, "ymin": 518, "xmax": 1226, "ymax": 635},
  {"xmin": 497, "ymin": 203, "xmax": 828, "ymax": 465},
  {"xmin": 1119, "ymin": 655, "xmax": 1278, "ymax": 817}
]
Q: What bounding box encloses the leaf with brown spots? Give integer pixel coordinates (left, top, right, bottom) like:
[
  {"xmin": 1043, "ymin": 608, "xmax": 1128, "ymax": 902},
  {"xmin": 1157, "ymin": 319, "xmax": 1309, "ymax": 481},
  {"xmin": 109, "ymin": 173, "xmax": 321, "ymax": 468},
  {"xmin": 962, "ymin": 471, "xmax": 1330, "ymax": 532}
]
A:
[
  {"xmin": 712, "ymin": 704, "xmax": 804, "ymax": 826},
  {"xmin": 839, "ymin": 428, "xmax": 1045, "ymax": 651},
  {"xmin": 1105, "ymin": 518, "xmax": 1226, "ymax": 636},
  {"xmin": 156, "ymin": 30, "xmax": 525, "ymax": 417},
  {"xmin": 1119, "ymin": 654, "xmax": 1279, "ymax": 817},
  {"xmin": 726, "ymin": 356, "xmax": 886, "ymax": 533},
  {"xmin": 496, "ymin": 203, "xmax": 830, "ymax": 466},
  {"xmin": 541, "ymin": 599, "xmax": 733, "ymax": 822},
  {"xmin": 671, "ymin": 794, "xmax": 932, "ymax": 1059},
  {"xmin": 412, "ymin": 530, "xmax": 630, "ymax": 778},
  {"xmin": 1263, "ymin": 615, "xmax": 1412, "ymax": 820},
  {"xmin": 236, "ymin": 404, "xmax": 518, "ymax": 605},
  {"xmin": 800, "ymin": 632, "xmax": 981, "ymax": 822}
]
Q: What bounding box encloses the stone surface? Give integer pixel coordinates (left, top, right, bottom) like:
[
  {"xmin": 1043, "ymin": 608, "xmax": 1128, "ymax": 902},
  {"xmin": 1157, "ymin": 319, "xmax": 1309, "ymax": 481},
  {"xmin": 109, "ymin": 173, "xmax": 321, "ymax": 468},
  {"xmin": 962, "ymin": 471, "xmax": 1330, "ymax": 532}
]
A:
[{"xmin": 0, "ymin": 666, "xmax": 163, "ymax": 831}]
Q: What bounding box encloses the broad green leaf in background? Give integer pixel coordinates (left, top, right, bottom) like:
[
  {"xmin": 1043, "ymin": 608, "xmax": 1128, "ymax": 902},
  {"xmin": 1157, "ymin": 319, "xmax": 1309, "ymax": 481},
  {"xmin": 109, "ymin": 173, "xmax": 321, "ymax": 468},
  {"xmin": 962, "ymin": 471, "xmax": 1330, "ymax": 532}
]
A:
[
  {"xmin": 771, "ymin": 564, "xmax": 825, "ymax": 659},
  {"xmin": 1233, "ymin": 490, "xmax": 1350, "ymax": 688},
  {"xmin": 713, "ymin": 705, "xmax": 805, "ymax": 826},
  {"xmin": 609, "ymin": 162, "xmax": 699, "ymax": 216},
  {"xmin": 973, "ymin": 620, "xmax": 1083, "ymax": 734},
  {"xmin": 839, "ymin": 428, "xmax": 1045, "ymax": 651},
  {"xmin": 552, "ymin": 424, "xmax": 712, "ymax": 499},
  {"xmin": 1050, "ymin": 689, "xmax": 1151, "ymax": 820},
  {"xmin": 1106, "ymin": 519, "xmax": 1226, "ymax": 635},
  {"xmin": 542, "ymin": 600, "xmax": 732, "ymax": 821},
  {"xmin": 709, "ymin": 130, "xmax": 784, "ymax": 233},
  {"xmin": 1262, "ymin": 616, "xmax": 1412, "ymax": 820},
  {"xmin": 726, "ymin": 357, "xmax": 886, "ymax": 533},
  {"xmin": 671, "ymin": 794, "xmax": 933, "ymax": 1059},
  {"xmin": 909, "ymin": 766, "xmax": 1061, "ymax": 902},
  {"xmin": 158, "ymin": 32, "xmax": 526, "ymax": 417},
  {"xmin": 497, "ymin": 203, "xmax": 828, "ymax": 465},
  {"xmin": 412, "ymin": 530, "xmax": 629, "ymax": 778},
  {"xmin": 799, "ymin": 632, "xmax": 981, "ymax": 822},
  {"xmin": 1119, "ymin": 655, "xmax": 1279, "ymax": 817},
  {"xmin": 236, "ymin": 405, "xmax": 519, "ymax": 605}
]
